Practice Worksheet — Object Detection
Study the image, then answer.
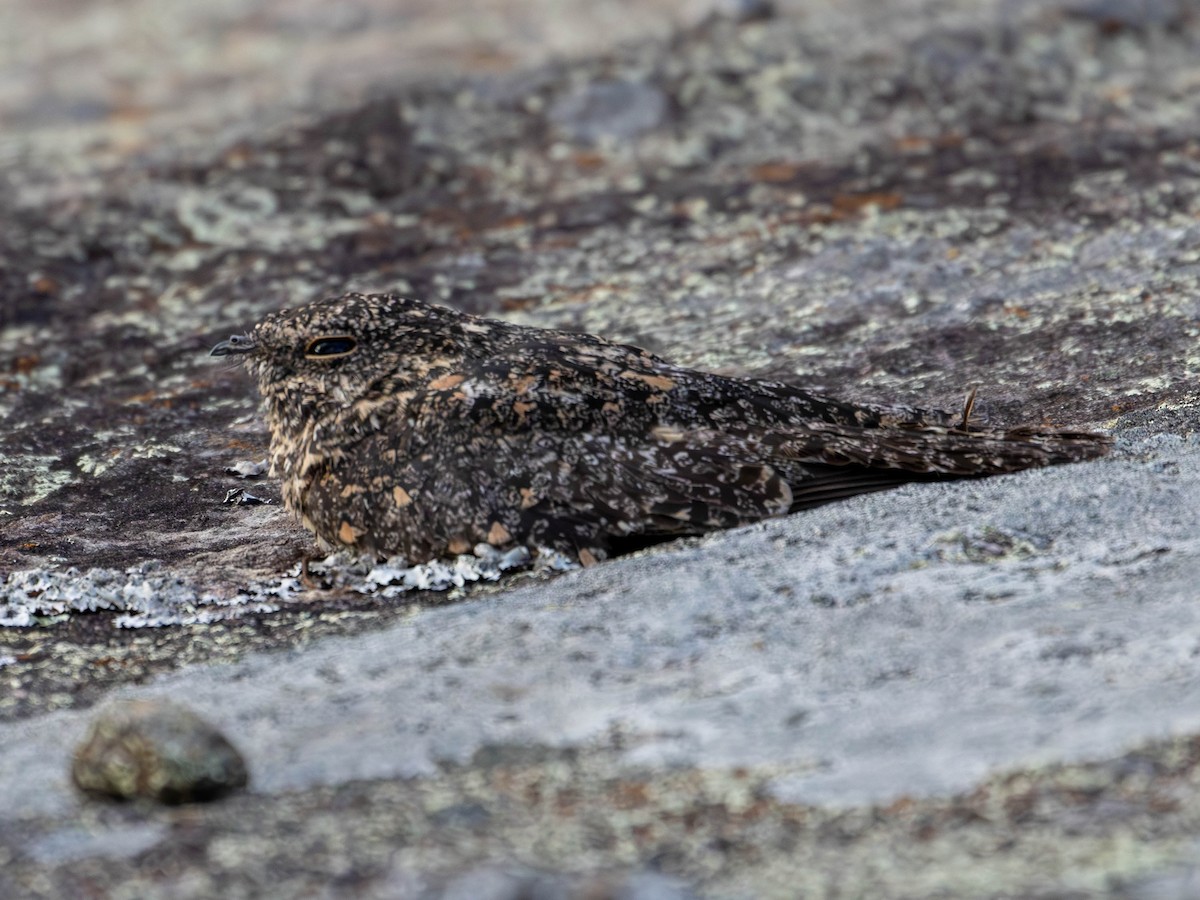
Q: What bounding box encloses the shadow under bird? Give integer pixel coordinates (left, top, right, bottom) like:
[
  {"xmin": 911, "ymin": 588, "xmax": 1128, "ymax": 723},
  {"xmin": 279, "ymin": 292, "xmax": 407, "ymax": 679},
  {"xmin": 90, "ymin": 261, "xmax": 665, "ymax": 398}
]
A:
[{"xmin": 211, "ymin": 292, "xmax": 1111, "ymax": 566}]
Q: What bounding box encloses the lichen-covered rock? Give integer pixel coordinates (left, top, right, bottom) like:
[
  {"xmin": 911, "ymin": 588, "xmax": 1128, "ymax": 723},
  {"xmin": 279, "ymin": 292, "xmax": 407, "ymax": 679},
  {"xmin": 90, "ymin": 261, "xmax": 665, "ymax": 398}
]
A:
[{"xmin": 71, "ymin": 699, "xmax": 248, "ymax": 804}]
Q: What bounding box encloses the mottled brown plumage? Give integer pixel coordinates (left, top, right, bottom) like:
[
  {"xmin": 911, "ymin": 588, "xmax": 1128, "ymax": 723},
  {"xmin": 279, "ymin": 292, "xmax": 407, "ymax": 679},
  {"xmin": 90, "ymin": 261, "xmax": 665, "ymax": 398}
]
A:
[{"xmin": 211, "ymin": 292, "xmax": 1110, "ymax": 564}]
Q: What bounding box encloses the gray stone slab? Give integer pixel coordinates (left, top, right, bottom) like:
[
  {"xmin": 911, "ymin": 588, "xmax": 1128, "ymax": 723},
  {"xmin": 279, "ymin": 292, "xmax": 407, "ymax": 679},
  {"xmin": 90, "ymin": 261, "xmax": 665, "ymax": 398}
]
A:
[{"xmin": 4, "ymin": 434, "xmax": 1199, "ymax": 824}]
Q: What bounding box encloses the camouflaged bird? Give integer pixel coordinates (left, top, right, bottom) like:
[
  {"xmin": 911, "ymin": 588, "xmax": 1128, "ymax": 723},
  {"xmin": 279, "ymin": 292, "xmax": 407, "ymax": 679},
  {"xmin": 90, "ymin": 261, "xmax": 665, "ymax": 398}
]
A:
[{"xmin": 211, "ymin": 292, "xmax": 1111, "ymax": 565}]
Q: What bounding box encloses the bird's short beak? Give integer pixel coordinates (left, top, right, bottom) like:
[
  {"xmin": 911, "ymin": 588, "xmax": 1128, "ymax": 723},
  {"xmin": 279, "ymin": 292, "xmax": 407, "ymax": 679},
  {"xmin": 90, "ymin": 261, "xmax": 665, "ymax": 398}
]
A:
[{"xmin": 210, "ymin": 334, "xmax": 256, "ymax": 357}]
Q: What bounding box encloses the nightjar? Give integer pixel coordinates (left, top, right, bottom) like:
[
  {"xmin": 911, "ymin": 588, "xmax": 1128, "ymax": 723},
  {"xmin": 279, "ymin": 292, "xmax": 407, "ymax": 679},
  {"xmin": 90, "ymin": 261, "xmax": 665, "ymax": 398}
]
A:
[{"xmin": 212, "ymin": 292, "xmax": 1110, "ymax": 565}]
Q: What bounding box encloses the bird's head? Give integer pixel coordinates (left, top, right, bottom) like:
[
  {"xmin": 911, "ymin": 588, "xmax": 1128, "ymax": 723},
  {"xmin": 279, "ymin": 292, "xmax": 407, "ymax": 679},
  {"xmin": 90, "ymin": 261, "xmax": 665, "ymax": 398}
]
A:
[{"xmin": 211, "ymin": 293, "xmax": 459, "ymax": 425}]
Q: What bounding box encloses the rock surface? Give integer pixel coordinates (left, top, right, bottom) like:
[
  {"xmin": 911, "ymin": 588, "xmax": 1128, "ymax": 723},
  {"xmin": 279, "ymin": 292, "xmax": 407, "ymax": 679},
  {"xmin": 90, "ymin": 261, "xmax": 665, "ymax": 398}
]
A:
[{"xmin": 3, "ymin": 0, "xmax": 1200, "ymax": 896}]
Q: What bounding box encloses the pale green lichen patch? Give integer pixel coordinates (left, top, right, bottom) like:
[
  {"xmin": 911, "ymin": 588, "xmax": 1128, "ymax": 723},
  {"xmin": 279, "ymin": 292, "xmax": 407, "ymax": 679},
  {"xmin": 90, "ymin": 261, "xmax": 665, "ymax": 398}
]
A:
[
  {"xmin": 0, "ymin": 454, "xmax": 72, "ymax": 511},
  {"xmin": 76, "ymin": 441, "xmax": 182, "ymax": 478},
  {"xmin": 926, "ymin": 526, "xmax": 1046, "ymax": 565}
]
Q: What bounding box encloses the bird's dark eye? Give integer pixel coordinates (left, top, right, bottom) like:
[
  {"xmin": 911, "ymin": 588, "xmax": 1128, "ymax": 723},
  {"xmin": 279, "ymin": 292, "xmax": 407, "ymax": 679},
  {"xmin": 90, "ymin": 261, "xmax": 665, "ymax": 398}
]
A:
[{"xmin": 304, "ymin": 336, "xmax": 357, "ymax": 358}]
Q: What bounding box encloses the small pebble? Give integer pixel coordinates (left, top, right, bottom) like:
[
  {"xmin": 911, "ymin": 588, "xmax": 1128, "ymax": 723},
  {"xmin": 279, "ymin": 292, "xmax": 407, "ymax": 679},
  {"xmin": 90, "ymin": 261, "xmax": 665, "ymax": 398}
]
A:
[{"xmin": 72, "ymin": 699, "xmax": 248, "ymax": 804}]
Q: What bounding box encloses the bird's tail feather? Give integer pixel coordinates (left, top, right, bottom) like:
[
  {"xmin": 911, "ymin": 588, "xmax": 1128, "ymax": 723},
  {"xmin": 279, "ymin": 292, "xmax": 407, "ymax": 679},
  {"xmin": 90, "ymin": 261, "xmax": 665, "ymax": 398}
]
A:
[{"xmin": 765, "ymin": 421, "xmax": 1112, "ymax": 478}]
